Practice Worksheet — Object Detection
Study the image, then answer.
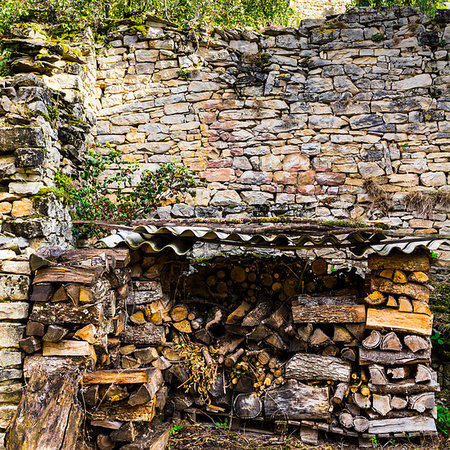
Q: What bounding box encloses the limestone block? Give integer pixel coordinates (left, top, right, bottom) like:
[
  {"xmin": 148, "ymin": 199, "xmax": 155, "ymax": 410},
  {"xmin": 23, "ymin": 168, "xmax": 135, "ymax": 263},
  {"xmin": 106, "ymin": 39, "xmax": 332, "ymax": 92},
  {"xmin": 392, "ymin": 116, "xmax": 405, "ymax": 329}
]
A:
[
  {"xmin": 188, "ymin": 81, "xmax": 221, "ymax": 92},
  {"xmin": 0, "ymin": 405, "xmax": 18, "ymax": 428},
  {"xmin": 11, "ymin": 199, "xmax": 33, "ymax": 219},
  {"xmin": 283, "ymin": 154, "xmax": 310, "ymax": 171},
  {"xmin": 261, "ymin": 155, "xmax": 282, "ymax": 171},
  {"xmin": 392, "ymin": 74, "xmax": 432, "ymax": 91},
  {"xmin": 0, "ymin": 323, "xmax": 25, "ymax": 348},
  {"xmin": 8, "ymin": 182, "xmax": 43, "ymax": 195},
  {"xmin": 0, "ymin": 369, "xmax": 22, "ymax": 382},
  {"xmin": 0, "ymin": 203, "xmax": 12, "ymax": 215},
  {"xmin": 0, "ymin": 127, "xmax": 45, "ymax": 153},
  {"xmin": 0, "ymin": 302, "xmax": 29, "ymax": 320},
  {"xmin": 420, "ymin": 172, "xmax": 446, "ymax": 186},
  {"xmin": 358, "ymin": 162, "xmax": 385, "ymax": 178},
  {"xmin": 211, "ymin": 190, "xmax": 242, "ymax": 206},
  {"xmin": 0, "ymin": 383, "xmax": 22, "ymax": 403},
  {"xmin": 0, "ymin": 350, "xmax": 22, "ymax": 367},
  {"xmin": 135, "ymin": 49, "xmax": 159, "ymax": 62},
  {"xmin": 349, "ymin": 114, "xmax": 384, "ymax": 129},
  {"xmin": 309, "ymin": 115, "xmax": 346, "ymax": 130},
  {"xmin": 241, "ymin": 191, "xmax": 273, "ymax": 205},
  {"xmin": 110, "ymin": 113, "xmax": 149, "ymax": 126},
  {"xmin": 230, "ymin": 40, "xmax": 258, "ymax": 54},
  {"xmin": 275, "ymin": 34, "xmax": 299, "ymax": 49}
]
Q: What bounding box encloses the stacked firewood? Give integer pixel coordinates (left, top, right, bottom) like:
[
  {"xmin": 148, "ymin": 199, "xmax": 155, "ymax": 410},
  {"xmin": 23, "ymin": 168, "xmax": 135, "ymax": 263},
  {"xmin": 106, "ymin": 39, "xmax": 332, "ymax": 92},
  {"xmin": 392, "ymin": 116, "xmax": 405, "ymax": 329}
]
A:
[{"xmin": 13, "ymin": 247, "xmax": 437, "ymax": 448}]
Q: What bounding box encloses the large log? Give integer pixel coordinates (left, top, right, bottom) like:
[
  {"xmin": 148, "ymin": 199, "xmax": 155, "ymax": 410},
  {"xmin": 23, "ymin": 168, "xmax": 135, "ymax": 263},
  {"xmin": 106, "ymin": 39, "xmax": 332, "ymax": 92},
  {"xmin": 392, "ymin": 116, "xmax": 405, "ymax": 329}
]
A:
[
  {"xmin": 292, "ymin": 305, "xmax": 366, "ymax": 324},
  {"xmin": 360, "ymin": 347, "xmax": 431, "ymax": 365},
  {"xmin": 33, "ymin": 266, "xmax": 100, "ymax": 284},
  {"xmin": 296, "ymin": 294, "xmax": 358, "ymax": 306},
  {"xmin": 370, "ymin": 278, "xmax": 430, "ymax": 302},
  {"xmin": 82, "ymin": 368, "xmax": 161, "ymax": 385},
  {"xmin": 233, "ymin": 392, "xmax": 262, "ymax": 419},
  {"xmin": 368, "ymin": 252, "xmax": 430, "ymax": 271},
  {"xmin": 285, "ymin": 353, "xmax": 351, "ymax": 382},
  {"xmin": 30, "ymin": 302, "xmax": 103, "ymax": 325},
  {"xmin": 367, "ymin": 416, "xmax": 436, "ymax": 435},
  {"xmin": 23, "ymin": 355, "xmax": 94, "ymax": 379},
  {"xmin": 366, "ymin": 309, "xmax": 433, "ymax": 336},
  {"xmin": 121, "ymin": 323, "xmax": 165, "ymax": 345},
  {"xmin": 5, "ymin": 367, "xmax": 83, "ymax": 450},
  {"xmin": 43, "ymin": 341, "xmax": 96, "ymax": 361},
  {"xmin": 368, "ymin": 378, "xmax": 440, "ymax": 395},
  {"xmin": 264, "ymin": 380, "xmax": 329, "ymax": 420}
]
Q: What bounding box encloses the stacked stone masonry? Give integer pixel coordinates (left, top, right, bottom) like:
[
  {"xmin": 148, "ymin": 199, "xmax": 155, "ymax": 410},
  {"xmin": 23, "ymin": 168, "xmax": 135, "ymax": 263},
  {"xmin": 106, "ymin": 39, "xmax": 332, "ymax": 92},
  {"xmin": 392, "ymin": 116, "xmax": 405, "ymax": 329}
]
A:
[
  {"xmin": 93, "ymin": 6, "xmax": 449, "ymax": 267},
  {"xmin": 291, "ymin": 0, "xmax": 350, "ymax": 20}
]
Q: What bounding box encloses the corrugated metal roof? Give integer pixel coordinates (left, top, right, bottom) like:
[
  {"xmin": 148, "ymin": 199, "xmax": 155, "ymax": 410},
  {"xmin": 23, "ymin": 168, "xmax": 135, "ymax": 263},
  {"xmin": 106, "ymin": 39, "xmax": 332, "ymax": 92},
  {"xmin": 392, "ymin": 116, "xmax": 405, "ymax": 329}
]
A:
[{"xmin": 99, "ymin": 224, "xmax": 450, "ymax": 256}]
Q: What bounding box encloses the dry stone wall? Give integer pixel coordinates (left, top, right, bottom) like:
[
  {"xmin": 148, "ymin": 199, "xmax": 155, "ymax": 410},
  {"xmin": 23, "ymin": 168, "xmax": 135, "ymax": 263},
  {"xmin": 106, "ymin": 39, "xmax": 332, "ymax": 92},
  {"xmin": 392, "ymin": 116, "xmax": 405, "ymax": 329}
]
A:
[
  {"xmin": 291, "ymin": 0, "xmax": 350, "ymax": 19},
  {"xmin": 95, "ymin": 7, "xmax": 450, "ymax": 267}
]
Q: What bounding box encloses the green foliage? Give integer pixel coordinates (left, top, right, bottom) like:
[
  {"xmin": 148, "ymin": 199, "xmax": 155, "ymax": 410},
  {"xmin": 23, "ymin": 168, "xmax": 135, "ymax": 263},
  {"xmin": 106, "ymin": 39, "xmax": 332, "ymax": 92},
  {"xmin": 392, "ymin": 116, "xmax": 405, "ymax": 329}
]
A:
[
  {"xmin": 47, "ymin": 104, "xmax": 60, "ymax": 121},
  {"xmin": 214, "ymin": 417, "xmax": 229, "ymax": 429},
  {"xmin": 371, "ymin": 32, "xmax": 386, "ymax": 42},
  {"xmin": 431, "ymin": 251, "xmax": 439, "ymax": 259},
  {"xmin": 437, "ymin": 405, "xmax": 450, "ymax": 435},
  {"xmin": 348, "ymin": 0, "xmax": 445, "ymax": 17},
  {"xmin": 55, "ymin": 148, "xmax": 199, "ymax": 239},
  {"xmin": 177, "ymin": 67, "xmax": 191, "ymax": 80},
  {"xmin": 0, "ymin": 0, "xmax": 294, "ymax": 37},
  {"xmin": 0, "ymin": 48, "xmax": 12, "ymax": 77},
  {"xmin": 431, "ymin": 331, "xmax": 444, "ymax": 345},
  {"xmin": 170, "ymin": 424, "xmax": 183, "ymax": 435}
]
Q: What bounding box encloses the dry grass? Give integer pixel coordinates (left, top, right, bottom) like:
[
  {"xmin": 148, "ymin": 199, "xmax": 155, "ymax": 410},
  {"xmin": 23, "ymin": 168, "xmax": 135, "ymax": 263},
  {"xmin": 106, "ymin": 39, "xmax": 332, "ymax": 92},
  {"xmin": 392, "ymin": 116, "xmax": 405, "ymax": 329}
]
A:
[
  {"xmin": 404, "ymin": 191, "xmax": 450, "ymax": 219},
  {"xmin": 363, "ymin": 178, "xmax": 393, "ymax": 215}
]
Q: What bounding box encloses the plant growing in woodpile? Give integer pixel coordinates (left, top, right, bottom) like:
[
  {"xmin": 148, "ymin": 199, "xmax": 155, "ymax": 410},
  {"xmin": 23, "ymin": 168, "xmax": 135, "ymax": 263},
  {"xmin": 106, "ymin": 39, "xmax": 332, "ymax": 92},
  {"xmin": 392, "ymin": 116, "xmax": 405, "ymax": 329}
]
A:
[
  {"xmin": 55, "ymin": 148, "xmax": 199, "ymax": 238},
  {"xmin": 437, "ymin": 405, "xmax": 450, "ymax": 435}
]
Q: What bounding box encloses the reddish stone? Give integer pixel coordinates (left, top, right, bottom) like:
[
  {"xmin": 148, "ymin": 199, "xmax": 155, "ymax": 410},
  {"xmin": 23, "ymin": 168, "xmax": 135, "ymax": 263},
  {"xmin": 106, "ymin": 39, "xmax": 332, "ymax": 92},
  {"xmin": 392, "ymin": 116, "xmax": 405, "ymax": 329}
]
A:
[
  {"xmin": 283, "ymin": 153, "xmax": 310, "ymax": 172},
  {"xmin": 210, "ymin": 121, "xmax": 237, "ymax": 131},
  {"xmin": 315, "ymin": 172, "xmax": 346, "ymax": 186},
  {"xmin": 273, "ymin": 171, "xmax": 298, "ymax": 185},
  {"xmin": 298, "ymin": 170, "xmax": 316, "ymax": 186},
  {"xmin": 230, "ymin": 147, "xmax": 244, "ymax": 156},
  {"xmin": 297, "ymin": 185, "xmax": 319, "ymax": 195},
  {"xmin": 202, "ymin": 168, "xmax": 236, "ymax": 182},
  {"xmin": 206, "ymin": 158, "xmax": 233, "ymax": 169}
]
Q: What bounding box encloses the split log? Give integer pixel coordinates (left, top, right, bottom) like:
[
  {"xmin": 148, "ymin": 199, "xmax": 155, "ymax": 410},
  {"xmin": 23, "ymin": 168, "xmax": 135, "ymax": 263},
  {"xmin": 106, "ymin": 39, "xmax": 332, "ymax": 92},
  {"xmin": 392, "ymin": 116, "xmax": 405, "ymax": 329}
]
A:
[
  {"xmin": 368, "ymin": 252, "xmax": 430, "ymax": 271},
  {"xmin": 412, "ymin": 300, "xmax": 431, "ymax": 315},
  {"xmin": 122, "ymin": 323, "xmax": 165, "ymax": 345},
  {"xmin": 172, "ymin": 320, "xmax": 192, "ymax": 334},
  {"xmin": 262, "ymin": 304, "xmax": 289, "ymax": 329},
  {"xmin": 205, "ymin": 309, "xmax": 223, "ymax": 331},
  {"xmin": 43, "ymin": 325, "xmax": 68, "ymax": 343},
  {"xmin": 333, "ymin": 325, "xmax": 353, "ymax": 343},
  {"xmin": 264, "ymin": 380, "xmax": 329, "ymax": 420},
  {"xmin": 134, "ymin": 347, "xmax": 159, "ymax": 364},
  {"xmin": 339, "ymin": 412, "xmax": 353, "ymax": 429},
  {"xmin": 82, "ymin": 368, "xmax": 161, "ymax": 385},
  {"xmin": 404, "ymin": 335, "xmax": 430, "ymax": 353},
  {"xmin": 216, "ymin": 336, "xmax": 243, "ymax": 355},
  {"xmin": 88, "ymin": 404, "xmax": 155, "ymax": 422},
  {"xmin": 120, "ymin": 422, "xmax": 170, "ymax": 450},
  {"xmin": 364, "ymin": 291, "xmax": 385, "ymax": 306},
  {"xmin": 5, "ymin": 367, "xmax": 82, "ymax": 450},
  {"xmin": 346, "ymin": 324, "xmax": 365, "ymax": 340},
  {"xmin": 369, "ymin": 365, "xmax": 388, "ymax": 385},
  {"xmin": 74, "ymin": 324, "xmax": 96, "ymax": 344},
  {"xmin": 101, "ymin": 384, "xmax": 128, "ymax": 402},
  {"xmin": 43, "ymin": 341, "xmax": 96, "ymax": 360},
  {"xmin": 409, "ymin": 392, "xmax": 435, "ymax": 413},
  {"xmin": 362, "ymin": 330, "xmax": 382, "ymax": 349},
  {"xmin": 415, "ymin": 364, "xmax": 433, "ymax": 383},
  {"xmin": 354, "ymin": 416, "xmax": 370, "ymax": 433},
  {"xmin": 30, "ymin": 302, "xmax": 103, "ymax": 325},
  {"xmin": 311, "ymin": 258, "xmax": 327, "ymax": 275},
  {"xmin": 34, "ymin": 266, "xmax": 100, "ymax": 284},
  {"xmin": 368, "ymin": 416, "xmax": 436, "ymax": 435},
  {"xmin": 393, "ymin": 270, "xmax": 407, "ymax": 284},
  {"xmin": 386, "ymin": 367, "xmax": 409, "ymax": 380},
  {"xmin": 265, "ymin": 333, "xmax": 288, "ymax": 350},
  {"xmin": 360, "ymin": 347, "xmax": 431, "ymax": 365},
  {"xmin": 366, "ymin": 308, "xmax": 433, "ymax": 336},
  {"xmin": 368, "ymin": 379, "xmax": 439, "ymax": 395},
  {"xmin": 341, "ymin": 348, "xmax": 357, "ymax": 362},
  {"xmin": 372, "ymin": 394, "xmax": 391, "ymax": 416},
  {"xmin": 23, "ymin": 355, "xmax": 94, "ymax": 379},
  {"xmin": 26, "ymin": 321, "xmax": 45, "ymax": 337},
  {"xmin": 285, "ymin": 353, "xmax": 351, "ymax": 382},
  {"xmin": 391, "ymin": 396, "xmax": 408, "ymax": 409},
  {"xmin": 242, "ymin": 301, "xmax": 271, "ymax": 327},
  {"xmin": 58, "ymin": 248, "xmax": 130, "ymax": 268},
  {"xmin": 300, "ymin": 425, "xmax": 319, "ymax": 445},
  {"xmin": 110, "ymin": 422, "xmax": 136, "ymax": 443},
  {"xmin": 379, "ymin": 269, "xmax": 394, "ymax": 279},
  {"xmin": 30, "ymin": 283, "xmax": 54, "ymax": 302},
  {"xmin": 130, "ymin": 311, "xmax": 146, "ymax": 325},
  {"xmin": 332, "ymin": 383, "xmax": 348, "ymax": 404},
  {"xmin": 353, "ymin": 393, "xmax": 371, "ymax": 409},
  {"xmin": 170, "ymin": 305, "xmax": 189, "ymax": 322},
  {"xmin": 128, "ymin": 374, "xmax": 163, "ymax": 406},
  {"xmin": 225, "ymin": 348, "xmax": 244, "ymax": 368},
  {"xmin": 386, "ymin": 296, "xmax": 398, "ymax": 308},
  {"xmin": 409, "ymin": 272, "xmax": 429, "ymax": 283},
  {"xmin": 398, "ymin": 297, "xmax": 413, "ymax": 312},
  {"xmin": 380, "ymin": 332, "xmax": 402, "ymax": 351},
  {"xmin": 233, "ymin": 392, "xmax": 262, "ymax": 419},
  {"xmin": 19, "ymin": 337, "xmax": 41, "ymax": 354},
  {"xmin": 370, "ymin": 278, "xmax": 429, "ymax": 302},
  {"xmin": 292, "ymin": 305, "xmax": 366, "ymax": 324},
  {"xmin": 226, "ymin": 301, "xmax": 252, "ymax": 325}
]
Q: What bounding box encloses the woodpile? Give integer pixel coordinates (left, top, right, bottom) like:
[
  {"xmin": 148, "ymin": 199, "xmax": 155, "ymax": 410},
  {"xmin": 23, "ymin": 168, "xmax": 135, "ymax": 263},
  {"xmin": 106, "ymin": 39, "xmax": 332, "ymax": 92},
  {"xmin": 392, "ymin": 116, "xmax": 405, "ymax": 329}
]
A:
[{"xmin": 5, "ymin": 248, "xmax": 438, "ymax": 448}]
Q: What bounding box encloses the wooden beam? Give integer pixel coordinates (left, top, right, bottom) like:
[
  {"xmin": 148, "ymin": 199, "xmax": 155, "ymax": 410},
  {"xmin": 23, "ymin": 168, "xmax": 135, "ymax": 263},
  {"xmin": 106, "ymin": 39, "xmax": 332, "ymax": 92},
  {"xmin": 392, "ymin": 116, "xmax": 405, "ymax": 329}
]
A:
[
  {"xmin": 82, "ymin": 368, "xmax": 160, "ymax": 385},
  {"xmin": 264, "ymin": 380, "xmax": 329, "ymax": 420},
  {"xmin": 285, "ymin": 353, "xmax": 351, "ymax": 382},
  {"xmin": 366, "ymin": 308, "xmax": 433, "ymax": 336},
  {"xmin": 368, "ymin": 416, "xmax": 436, "ymax": 435},
  {"xmin": 33, "ymin": 266, "xmax": 100, "ymax": 285},
  {"xmin": 359, "ymin": 347, "xmax": 431, "ymax": 365},
  {"xmin": 370, "ymin": 278, "xmax": 430, "ymax": 302},
  {"xmin": 4, "ymin": 367, "xmax": 83, "ymax": 449},
  {"xmin": 368, "ymin": 252, "xmax": 430, "ymax": 271},
  {"xmin": 292, "ymin": 305, "xmax": 366, "ymax": 324}
]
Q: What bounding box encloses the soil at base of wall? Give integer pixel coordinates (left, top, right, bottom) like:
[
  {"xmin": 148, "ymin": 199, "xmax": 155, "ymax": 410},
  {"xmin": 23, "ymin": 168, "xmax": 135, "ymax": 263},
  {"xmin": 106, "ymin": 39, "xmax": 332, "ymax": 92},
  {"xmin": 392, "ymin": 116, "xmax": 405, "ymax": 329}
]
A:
[{"xmin": 167, "ymin": 424, "xmax": 449, "ymax": 449}]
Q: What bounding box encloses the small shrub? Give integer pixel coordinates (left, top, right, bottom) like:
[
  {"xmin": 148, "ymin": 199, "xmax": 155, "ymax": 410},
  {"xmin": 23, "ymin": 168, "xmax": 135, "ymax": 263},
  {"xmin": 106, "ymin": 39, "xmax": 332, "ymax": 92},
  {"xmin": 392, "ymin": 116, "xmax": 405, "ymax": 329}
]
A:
[
  {"xmin": 371, "ymin": 33, "xmax": 386, "ymax": 42},
  {"xmin": 0, "ymin": 48, "xmax": 12, "ymax": 77},
  {"xmin": 177, "ymin": 67, "xmax": 191, "ymax": 80},
  {"xmin": 170, "ymin": 424, "xmax": 183, "ymax": 435},
  {"xmin": 437, "ymin": 405, "xmax": 450, "ymax": 435}
]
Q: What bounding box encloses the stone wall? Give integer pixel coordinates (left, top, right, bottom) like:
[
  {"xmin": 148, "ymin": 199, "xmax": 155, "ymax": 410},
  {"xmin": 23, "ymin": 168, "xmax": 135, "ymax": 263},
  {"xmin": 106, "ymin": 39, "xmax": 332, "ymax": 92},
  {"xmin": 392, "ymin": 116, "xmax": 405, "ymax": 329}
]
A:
[
  {"xmin": 291, "ymin": 0, "xmax": 350, "ymax": 19},
  {"xmin": 0, "ymin": 26, "xmax": 98, "ymax": 443},
  {"xmin": 95, "ymin": 7, "xmax": 450, "ymax": 266}
]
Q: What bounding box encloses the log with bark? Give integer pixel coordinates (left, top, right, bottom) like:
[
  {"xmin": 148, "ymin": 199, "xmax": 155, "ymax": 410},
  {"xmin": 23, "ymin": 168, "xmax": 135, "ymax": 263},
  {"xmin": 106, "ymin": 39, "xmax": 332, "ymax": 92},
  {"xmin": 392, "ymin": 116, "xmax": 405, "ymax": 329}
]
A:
[{"xmin": 366, "ymin": 309, "xmax": 433, "ymax": 336}]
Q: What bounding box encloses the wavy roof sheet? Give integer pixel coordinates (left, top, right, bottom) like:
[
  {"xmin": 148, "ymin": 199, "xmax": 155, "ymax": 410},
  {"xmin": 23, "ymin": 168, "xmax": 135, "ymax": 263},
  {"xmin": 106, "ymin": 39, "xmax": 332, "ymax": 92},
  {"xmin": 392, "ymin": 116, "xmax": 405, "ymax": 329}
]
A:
[{"xmin": 99, "ymin": 224, "xmax": 450, "ymax": 257}]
